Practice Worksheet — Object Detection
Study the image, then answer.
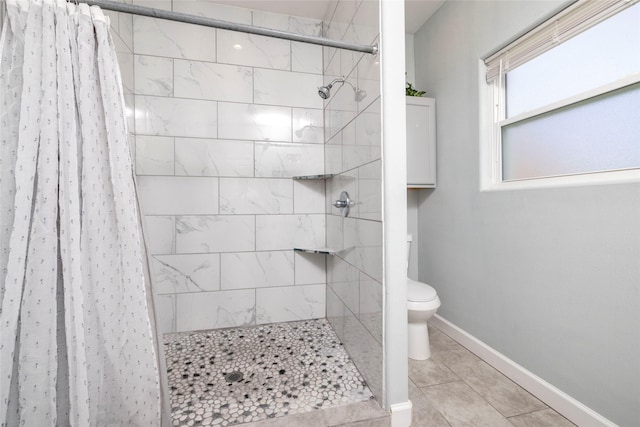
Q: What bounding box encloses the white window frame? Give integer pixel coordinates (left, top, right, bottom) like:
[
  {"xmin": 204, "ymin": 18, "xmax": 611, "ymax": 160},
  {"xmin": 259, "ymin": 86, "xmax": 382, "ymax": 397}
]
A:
[{"xmin": 481, "ymin": 0, "xmax": 640, "ymax": 191}]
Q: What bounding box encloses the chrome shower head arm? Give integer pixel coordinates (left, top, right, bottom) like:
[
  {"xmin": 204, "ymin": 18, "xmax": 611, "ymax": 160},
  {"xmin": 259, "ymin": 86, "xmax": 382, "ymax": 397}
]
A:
[{"xmin": 326, "ymin": 77, "xmax": 347, "ymax": 89}]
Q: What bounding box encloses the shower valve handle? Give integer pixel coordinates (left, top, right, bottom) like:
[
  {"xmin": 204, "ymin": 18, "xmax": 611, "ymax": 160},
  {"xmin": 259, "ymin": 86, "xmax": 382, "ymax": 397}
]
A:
[{"xmin": 333, "ymin": 191, "xmax": 354, "ymax": 217}]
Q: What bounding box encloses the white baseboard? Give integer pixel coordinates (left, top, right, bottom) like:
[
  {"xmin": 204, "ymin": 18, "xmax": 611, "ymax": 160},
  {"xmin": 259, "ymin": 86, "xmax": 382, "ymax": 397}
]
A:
[
  {"xmin": 430, "ymin": 315, "xmax": 618, "ymax": 427},
  {"xmin": 390, "ymin": 400, "xmax": 412, "ymax": 427}
]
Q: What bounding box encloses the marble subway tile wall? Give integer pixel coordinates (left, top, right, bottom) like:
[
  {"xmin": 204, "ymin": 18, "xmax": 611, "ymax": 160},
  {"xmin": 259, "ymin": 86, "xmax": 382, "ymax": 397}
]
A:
[
  {"xmin": 323, "ymin": 0, "xmax": 383, "ymax": 403},
  {"xmin": 131, "ymin": 0, "xmax": 326, "ymax": 333},
  {"xmin": 104, "ymin": 3, "xmax": 135, "ymax": 159}
]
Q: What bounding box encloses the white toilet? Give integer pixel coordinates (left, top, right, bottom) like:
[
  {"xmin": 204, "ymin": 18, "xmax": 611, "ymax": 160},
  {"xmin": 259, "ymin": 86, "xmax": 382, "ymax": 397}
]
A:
[{"xmin": 407, "ymin": 235, "xmax": 441, "ymax": 360}]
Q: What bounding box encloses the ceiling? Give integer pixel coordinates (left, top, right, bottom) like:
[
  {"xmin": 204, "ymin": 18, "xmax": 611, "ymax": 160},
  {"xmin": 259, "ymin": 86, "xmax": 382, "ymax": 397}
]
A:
[{"xmin": 212, "ymin": 0, "xmax": 445, "ymax": 34}]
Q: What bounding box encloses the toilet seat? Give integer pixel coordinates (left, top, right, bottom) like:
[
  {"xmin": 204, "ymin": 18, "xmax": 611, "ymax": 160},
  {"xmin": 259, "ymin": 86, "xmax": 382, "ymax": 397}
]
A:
[{"xmin": 407, "ymin": 279, "xmax": 437, "ymax": 302}]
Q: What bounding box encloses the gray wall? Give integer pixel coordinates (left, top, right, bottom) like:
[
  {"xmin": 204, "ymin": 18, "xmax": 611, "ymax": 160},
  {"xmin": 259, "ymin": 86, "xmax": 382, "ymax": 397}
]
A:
[
  {"xmin": 413, "ymin": 1, "xmax": 640, "ymax": 425},
  {"xmin": 406, "ymin": 34, "xmax": 420, "ymax": 282}
]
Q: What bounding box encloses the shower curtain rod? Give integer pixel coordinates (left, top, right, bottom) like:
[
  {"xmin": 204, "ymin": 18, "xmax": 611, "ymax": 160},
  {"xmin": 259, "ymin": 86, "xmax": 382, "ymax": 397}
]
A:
[{"xmin": 79, "ymin": 0, "xmax": 379, "ymax": 54}]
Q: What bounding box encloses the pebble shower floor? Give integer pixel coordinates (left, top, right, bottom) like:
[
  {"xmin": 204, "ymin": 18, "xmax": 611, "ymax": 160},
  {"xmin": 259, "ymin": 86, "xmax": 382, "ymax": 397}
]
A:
[{"xmin": 165, "ymin": 318, "xmax": 374, "ymax": 426}]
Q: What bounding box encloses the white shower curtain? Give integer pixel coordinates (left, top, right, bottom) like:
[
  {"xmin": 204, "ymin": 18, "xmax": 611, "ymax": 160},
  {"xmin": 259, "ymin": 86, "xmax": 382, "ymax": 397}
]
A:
[{"xmin": 0, "ymin": 0, "xmax": 161, "ymax": 425}]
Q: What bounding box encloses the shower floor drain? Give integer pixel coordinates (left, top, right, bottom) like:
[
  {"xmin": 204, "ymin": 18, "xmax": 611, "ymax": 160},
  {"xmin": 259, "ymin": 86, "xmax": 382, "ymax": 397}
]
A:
[{"xmin": 224, "ymin": 371, "xmax": 243, "ymax": 383}]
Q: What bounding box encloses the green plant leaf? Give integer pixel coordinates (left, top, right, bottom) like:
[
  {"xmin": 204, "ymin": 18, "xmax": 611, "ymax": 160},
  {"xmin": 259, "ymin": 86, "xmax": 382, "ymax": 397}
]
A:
[{"xmin": 406, "ymin": 82, "xmax": 426, "ymax": 97}]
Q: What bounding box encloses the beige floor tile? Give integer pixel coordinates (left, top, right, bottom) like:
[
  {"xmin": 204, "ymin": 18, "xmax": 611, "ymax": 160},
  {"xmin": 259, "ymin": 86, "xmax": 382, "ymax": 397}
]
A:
[
  {"xmin": 508, "ymin": 409, "xmax": 576, "ymax": 427},
  {"xmin": 421, "ymin": 381, "xmax": 514, "ymax": 427},
  {"xmin": 429, "ymin": 324, "xmax": 464, "ymax": 354},
  {"xmin": 436, "ymin": 348, "xmax": 547, "ymax": 417},
  {"xmin": 409, "ymin": 379, "xmax": 451, "ymax": 427},
  {"xmin": 409, "ymin": 356, "xmax": 459, "ymax": 387}
]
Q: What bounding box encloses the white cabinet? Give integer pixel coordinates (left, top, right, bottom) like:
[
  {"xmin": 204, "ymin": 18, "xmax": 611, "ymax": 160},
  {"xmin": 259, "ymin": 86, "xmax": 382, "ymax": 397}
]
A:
[{"xmin": 406, "ymin": 96, "xmax": 436, "ymax": 188}]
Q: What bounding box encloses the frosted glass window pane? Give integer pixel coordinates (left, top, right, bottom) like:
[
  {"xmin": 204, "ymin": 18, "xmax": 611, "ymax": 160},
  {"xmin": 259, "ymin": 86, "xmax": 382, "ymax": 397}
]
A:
[
  {"xmin": 506, "ymin": 4, "xmax": 640, "ymax": 118},
  {"xmin": 502, "ymin": 84, "xmax": 640, "ymax": 181}
]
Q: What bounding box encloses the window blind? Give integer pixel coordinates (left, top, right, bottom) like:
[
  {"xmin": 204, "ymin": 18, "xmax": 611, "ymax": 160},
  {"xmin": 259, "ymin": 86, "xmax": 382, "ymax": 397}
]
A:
[{"xmin": 485, "ymin": 0, "xmax": 638, "ymax": 82}]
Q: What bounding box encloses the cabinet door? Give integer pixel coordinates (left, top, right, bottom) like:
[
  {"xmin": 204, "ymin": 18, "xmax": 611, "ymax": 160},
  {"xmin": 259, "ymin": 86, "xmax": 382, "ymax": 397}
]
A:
[{"xmin": 406, "ymin": 97, "xmax": 436, "ymax": 188}]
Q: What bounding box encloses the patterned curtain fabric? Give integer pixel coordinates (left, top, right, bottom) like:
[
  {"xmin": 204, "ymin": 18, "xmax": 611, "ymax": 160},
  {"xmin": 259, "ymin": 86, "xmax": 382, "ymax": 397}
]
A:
[{"xmin": 0, "ymin": 0, "xmax": 161, "ymax": 425}]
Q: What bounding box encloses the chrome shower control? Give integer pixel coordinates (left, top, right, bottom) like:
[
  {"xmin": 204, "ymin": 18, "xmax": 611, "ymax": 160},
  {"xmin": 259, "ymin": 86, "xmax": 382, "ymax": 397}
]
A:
[{"xmin": 333, "ymin": 191, "xmax": 354, "ymax": 217}]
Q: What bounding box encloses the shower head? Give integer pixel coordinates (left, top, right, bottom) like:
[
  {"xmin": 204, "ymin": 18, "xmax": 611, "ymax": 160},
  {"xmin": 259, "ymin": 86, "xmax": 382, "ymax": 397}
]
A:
[
  {"xmin": 317, "ymin": 78, "xmax": 344, "ymax": 99},
  {"xmin": 318, "ymin": 85, "xmax": 332, "ymax": 99},
  {"xmin": 317, "ymin": 77, "xmax": 367, "ymax": 102}
]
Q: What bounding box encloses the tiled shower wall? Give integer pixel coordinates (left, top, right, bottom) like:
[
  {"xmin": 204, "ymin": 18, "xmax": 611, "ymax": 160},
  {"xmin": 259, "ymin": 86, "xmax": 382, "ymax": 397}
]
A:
[
  {"xmin": 322, "ymin": 1, "xmax": 383, "ymax": 402},
  {"xmin": 105, "ymin": 3, "xmax": 135, "ymax": 160},
  {"xmin": 131, "ymin": 1, "xmax": 328, "ymax": 333}
]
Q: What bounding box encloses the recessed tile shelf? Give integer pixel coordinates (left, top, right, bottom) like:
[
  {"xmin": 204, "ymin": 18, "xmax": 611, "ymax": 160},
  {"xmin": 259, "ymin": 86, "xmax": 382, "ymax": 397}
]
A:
[
  {"xmin": 292, "ymin": 173, "xmax": 335, "ymax": 180},
  {"xmin": 292, "ymin": 174, "xmax": 335, "ymax": 254},
  {"xmin": 293, "ymin": 173, "xmax": 337, "ymax": 255},
  {"xmin": 294, "ymin": 247, "xmax": 337, "ymax": 255}
]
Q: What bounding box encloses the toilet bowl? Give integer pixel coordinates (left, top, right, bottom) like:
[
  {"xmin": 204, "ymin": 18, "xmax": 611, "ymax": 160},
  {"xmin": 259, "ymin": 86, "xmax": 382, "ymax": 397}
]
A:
[
  {"xmin": 406, "ymin": 235, "xmax": 441, "ymax": 360},
  {"xmin": 407, "ymin": 279, "xmax": 441, "ymax": 360}
]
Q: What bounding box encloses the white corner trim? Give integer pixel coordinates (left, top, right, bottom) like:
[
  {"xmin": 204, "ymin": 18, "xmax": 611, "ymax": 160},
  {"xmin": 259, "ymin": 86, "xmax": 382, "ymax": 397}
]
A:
[
  {"xmin": 390, "ymin": 400, "xmax": 412, "ymax": 427},
  {"xmin": 430, "ymin": 315, "xmax": 619, "ymax": 427}
]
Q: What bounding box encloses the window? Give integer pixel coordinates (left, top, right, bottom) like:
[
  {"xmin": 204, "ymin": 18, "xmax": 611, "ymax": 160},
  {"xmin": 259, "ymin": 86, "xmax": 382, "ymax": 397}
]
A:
[{"xmin": 484, "ymin": 0, "xmax": 640, "ymax": 188}]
